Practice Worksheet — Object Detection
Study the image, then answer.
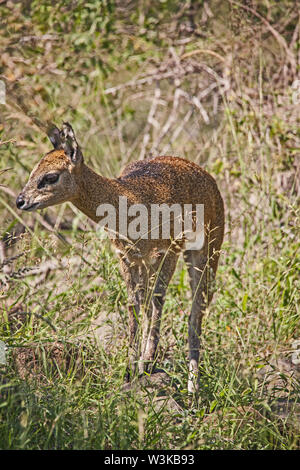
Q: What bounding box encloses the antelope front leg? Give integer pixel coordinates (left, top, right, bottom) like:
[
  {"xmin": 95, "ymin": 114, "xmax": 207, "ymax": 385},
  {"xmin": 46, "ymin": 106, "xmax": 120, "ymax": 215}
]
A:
[
  {"xmin": 139, "ymin": 252, "xmax": 178, "ymax": 375},
  {"xmin": 118, "ymin": 256, "xmax": 145, "ymax": 380}
]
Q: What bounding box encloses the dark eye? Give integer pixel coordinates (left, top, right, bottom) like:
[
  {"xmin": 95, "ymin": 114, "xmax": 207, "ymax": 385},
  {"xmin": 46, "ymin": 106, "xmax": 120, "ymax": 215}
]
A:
[
  {"xmin": 38, "ymin": 173, "xmax": 59, "ymax": 189},
  {"xmin": 44, "ymin": 173, "xmax": 59, "ymax": 184}
]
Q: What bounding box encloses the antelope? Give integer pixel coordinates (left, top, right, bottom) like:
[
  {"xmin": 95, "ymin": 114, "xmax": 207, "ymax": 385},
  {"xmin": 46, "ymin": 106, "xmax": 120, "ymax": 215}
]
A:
[{"xmin": 16, "ymin": 123, "xmax": 224, "ymax": 392}]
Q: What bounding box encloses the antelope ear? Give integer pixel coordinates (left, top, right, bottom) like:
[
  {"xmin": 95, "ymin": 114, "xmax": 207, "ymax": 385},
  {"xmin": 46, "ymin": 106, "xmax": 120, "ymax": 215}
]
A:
[
  {"xmin": 47, "ymin": 125, "xmax": 62, "ymax": 149},
  {"xmin": 60, "ymin": 122, "xmax": 83, "ymax": 164}
]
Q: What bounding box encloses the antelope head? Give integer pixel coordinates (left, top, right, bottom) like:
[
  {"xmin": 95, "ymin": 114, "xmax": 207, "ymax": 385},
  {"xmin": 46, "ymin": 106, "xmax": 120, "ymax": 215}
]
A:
[{"xmin": 16, "ymin": 123, "xmax": 83, "ymax": 212}]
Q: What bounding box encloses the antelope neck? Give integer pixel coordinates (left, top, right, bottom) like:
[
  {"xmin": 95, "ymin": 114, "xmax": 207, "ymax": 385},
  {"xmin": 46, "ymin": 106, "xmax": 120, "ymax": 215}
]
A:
[{"xmin": 72, "ymin": 164, "xmax": 128, "ymax": 223}]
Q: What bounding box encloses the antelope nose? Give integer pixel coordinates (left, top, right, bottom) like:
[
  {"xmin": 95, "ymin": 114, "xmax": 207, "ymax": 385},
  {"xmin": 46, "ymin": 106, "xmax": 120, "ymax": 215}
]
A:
[{"xmin": 16, "ymin": 194, "xmax": 25, "ymax": 209}]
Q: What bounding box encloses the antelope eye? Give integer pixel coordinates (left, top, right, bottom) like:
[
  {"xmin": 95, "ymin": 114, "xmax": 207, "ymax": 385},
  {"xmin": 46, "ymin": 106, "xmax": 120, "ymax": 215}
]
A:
[
  {"xmin": 44, "ymin": 173, "xmax": 59, "ymax": 184},
  {"xmin": 38, "ymin": 173, "xmax": 59, "ymax": 189}
]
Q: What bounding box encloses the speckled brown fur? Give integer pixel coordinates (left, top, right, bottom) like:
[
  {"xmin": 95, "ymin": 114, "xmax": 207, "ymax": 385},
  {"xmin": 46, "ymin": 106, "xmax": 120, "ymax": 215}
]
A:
[{"xmin": 17, "ymin": 123, "xmax": 225, "ymax": 393}]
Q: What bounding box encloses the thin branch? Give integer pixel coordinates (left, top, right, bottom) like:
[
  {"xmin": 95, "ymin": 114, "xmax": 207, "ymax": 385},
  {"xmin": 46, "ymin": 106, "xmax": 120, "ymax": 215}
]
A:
[{"xmin": 230, "ymin": 0, "xmax": 297, "ymax": 74}]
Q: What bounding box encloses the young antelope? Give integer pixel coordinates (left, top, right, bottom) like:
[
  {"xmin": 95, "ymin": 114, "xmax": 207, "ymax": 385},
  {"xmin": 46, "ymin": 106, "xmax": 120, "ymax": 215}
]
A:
[{"xmin": 16, "ymin": 123, "xmax": 224, "ymax": 392}]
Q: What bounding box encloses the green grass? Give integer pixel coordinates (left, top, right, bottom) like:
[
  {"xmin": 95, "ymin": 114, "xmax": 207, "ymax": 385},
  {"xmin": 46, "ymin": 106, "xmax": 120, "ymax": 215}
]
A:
[
  {"xmin": 0, "ymin": 0, "xmax": 299, "ymax": 450},
  {"xmin": 0, "ymin": 227, "xmax": 298, "ymax": 449}
]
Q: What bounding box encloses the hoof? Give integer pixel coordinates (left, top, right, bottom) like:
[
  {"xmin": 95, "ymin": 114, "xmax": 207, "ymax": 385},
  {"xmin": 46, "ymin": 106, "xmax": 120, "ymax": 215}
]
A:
[{"xmin": 138, "ymin": 359, "xmax": 158, "ymax": 376}]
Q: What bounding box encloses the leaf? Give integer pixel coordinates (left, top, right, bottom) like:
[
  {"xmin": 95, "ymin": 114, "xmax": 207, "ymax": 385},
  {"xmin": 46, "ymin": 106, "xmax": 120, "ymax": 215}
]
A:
[
  {"xmin": 209, "ymin": 400, "xmax": 218, "ymax": 413},
  {"xmin": 242, "ymin": 293, "xmax": 248, "ymax": 312}
]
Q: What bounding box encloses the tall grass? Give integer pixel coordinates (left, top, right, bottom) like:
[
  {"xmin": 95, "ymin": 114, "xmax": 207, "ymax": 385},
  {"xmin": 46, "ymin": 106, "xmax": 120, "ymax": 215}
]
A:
[{"xmin": 0, "ymin": 0, "xmax": 299, "ymax": 449}]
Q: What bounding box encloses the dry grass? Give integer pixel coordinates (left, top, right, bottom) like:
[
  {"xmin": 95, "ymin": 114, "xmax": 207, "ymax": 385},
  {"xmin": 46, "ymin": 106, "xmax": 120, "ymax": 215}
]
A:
[{"xmin": 0, "ymin": 0, "xmax": 299, "ymax": 449}]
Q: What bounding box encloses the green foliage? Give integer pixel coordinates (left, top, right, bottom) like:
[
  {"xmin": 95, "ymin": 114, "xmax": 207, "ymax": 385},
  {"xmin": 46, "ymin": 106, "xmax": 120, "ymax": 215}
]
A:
[
  {"xmin": 24, "ymin": 0, "xmax": 115, "ymax": 34},
  {"xmin": 0, "ymin": 0, "xmax": 299, "ymax": 450}
]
